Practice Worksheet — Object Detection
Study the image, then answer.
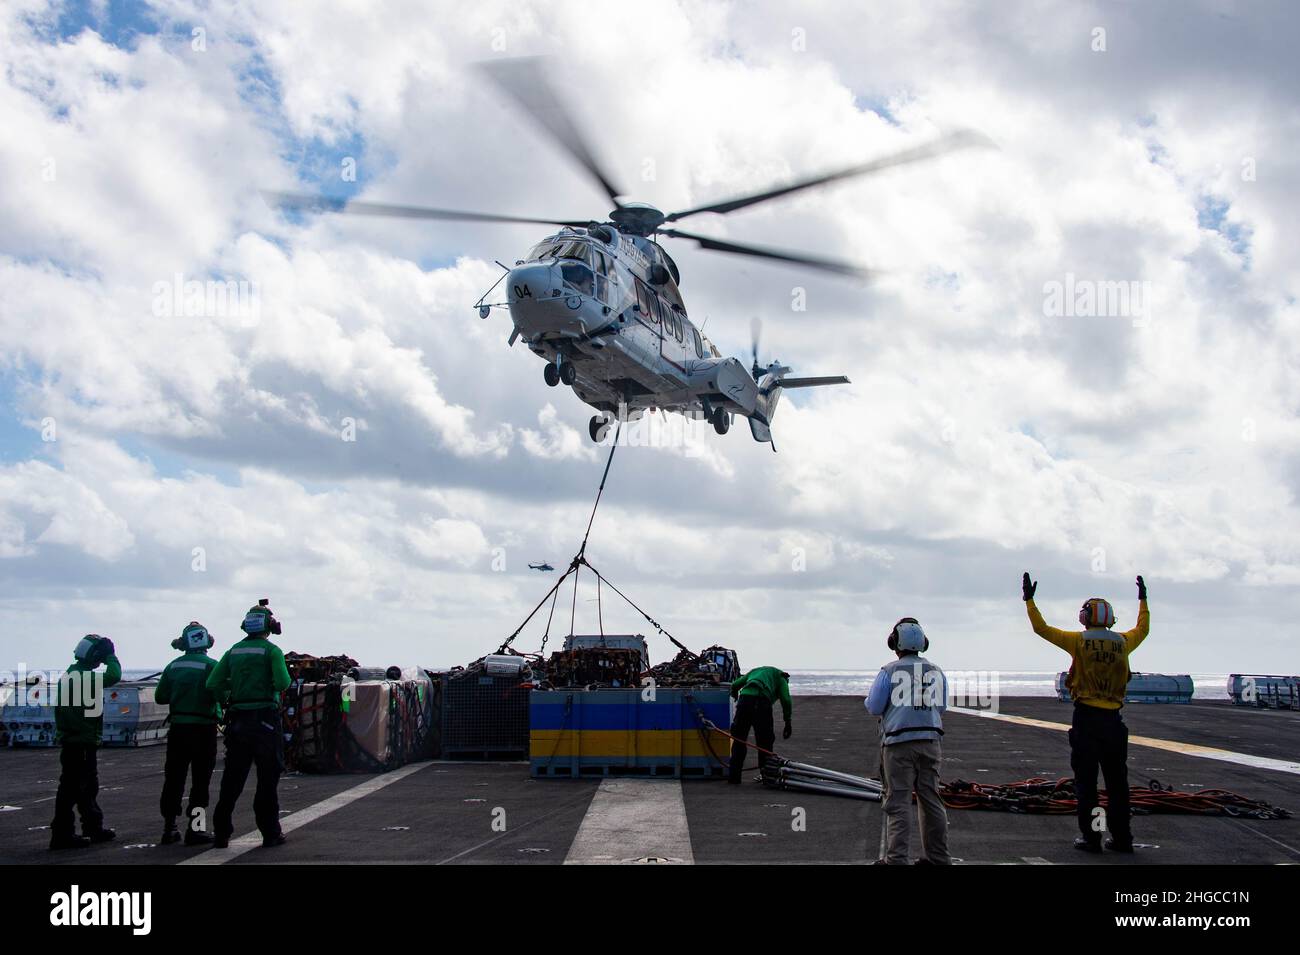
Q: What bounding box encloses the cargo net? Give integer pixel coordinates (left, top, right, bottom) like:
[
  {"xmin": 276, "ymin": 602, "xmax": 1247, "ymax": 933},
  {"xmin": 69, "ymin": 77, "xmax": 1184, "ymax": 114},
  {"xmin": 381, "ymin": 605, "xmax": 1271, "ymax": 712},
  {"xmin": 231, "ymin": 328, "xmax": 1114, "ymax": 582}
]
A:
[
  {"xmin": 648, "ymin": 645, "xmax": 741, "ymax": 688},
  {"xmin": 442, "ymin": 667, "xmax": 531, "ymax": 755},
  {"xmin": 939, "ymin": 777, "xmax": 1292, "ymax": 820},
  {"xmin": 543, "ymin": 647, "xmax": 642, "ymax": 688},
  {"xmin": 283, "ymin": 673, "xmax": 433, "ymax": 774},
  {"xmin": 284, "ymin": 652, "xmax": 358, "ymax": 683}
]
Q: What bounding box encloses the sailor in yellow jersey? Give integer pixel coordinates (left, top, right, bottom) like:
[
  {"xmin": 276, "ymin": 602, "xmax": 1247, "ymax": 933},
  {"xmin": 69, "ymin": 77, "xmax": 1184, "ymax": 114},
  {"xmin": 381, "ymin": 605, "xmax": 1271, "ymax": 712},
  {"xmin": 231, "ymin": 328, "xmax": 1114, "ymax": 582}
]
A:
[{"xmin": 1022, "ymin": 572, "xmax": 1149, "ymax": 854}]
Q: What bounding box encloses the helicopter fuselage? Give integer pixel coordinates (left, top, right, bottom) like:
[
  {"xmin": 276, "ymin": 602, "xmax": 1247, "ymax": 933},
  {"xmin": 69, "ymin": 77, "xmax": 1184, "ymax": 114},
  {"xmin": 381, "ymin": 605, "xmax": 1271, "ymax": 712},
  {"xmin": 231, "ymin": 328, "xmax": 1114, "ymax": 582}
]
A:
[{"xmin": 503, "ymin": 222, "xmax": 759, "ymax": 430}]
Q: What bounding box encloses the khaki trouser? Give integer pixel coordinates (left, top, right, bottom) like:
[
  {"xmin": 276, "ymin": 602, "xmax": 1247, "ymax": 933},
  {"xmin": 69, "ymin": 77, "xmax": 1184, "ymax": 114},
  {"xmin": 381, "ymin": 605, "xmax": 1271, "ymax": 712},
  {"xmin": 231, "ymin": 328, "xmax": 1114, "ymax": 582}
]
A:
[{"xmin": 879, "ymin": 738, "xmax": 950, "ymax": 864}]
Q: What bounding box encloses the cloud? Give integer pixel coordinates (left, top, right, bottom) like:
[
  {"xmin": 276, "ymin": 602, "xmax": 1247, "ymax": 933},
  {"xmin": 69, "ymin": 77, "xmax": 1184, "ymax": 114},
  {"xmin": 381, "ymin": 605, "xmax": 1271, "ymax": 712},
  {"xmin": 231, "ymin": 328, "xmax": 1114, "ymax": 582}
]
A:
[{"xmin": 1, "ymin": 0, "xmax": 1298, "ymax": 674}]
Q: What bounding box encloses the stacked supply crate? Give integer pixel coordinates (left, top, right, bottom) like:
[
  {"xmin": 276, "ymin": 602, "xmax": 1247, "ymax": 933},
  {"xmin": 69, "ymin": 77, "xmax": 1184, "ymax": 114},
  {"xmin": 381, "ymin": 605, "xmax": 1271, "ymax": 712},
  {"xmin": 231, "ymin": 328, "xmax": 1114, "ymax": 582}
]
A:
[
  {"xmin": 285, "ymin": 670, "xmax": 435, "ymax": 772},
  {"xmin": 530, "ymin": 686, "xmax": 731, "ymax": 777},
  {"xmin": 441, "ymin": 664, "xmax": 532, "ymax": 759}
]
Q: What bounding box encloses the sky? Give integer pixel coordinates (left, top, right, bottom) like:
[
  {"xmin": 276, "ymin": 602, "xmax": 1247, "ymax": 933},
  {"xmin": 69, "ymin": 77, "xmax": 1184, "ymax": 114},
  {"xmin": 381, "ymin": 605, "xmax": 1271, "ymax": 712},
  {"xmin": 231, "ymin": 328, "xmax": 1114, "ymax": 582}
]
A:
[{"xmin": 1, "ymin": 0, "xmax": 1297, "ymax": 675}]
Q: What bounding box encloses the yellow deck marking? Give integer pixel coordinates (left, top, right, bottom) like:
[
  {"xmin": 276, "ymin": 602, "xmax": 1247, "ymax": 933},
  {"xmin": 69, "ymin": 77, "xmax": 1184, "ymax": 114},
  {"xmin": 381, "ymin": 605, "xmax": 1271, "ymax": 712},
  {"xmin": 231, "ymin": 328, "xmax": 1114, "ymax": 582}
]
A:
[{"xmin": 948, "ymin": 707, "xmax": 1300, "ymax": 776}]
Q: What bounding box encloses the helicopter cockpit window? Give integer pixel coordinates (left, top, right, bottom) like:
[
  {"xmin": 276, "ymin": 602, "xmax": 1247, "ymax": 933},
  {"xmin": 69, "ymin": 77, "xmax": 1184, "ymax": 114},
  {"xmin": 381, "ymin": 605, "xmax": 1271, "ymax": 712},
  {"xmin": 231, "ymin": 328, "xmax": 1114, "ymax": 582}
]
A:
[
  {"xmin": 560, "ymin": 261, "xmax": 594, "ymax": 296},
  {"xmin": 528, "ymin": 241, "xmax": 563, "ymax": 261},
  {"xmin": 593, "ymin": 250, "xmax": 610, "ymax": 302},
  {"xmin": 555, "ymin": 241, "xmax": 590, "ymax": 266}
]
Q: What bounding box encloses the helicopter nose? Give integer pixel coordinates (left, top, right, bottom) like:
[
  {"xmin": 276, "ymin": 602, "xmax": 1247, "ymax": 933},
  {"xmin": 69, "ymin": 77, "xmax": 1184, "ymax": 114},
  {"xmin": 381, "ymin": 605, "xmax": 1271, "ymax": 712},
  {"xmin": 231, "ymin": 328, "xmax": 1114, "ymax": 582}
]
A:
[
  {"xmin": 507, "ymin": 262, "xmax": 594, "ymax": 339},
  {"xmin": 506, "ymin": 263, "xmax": 558, "ymax": 304}
]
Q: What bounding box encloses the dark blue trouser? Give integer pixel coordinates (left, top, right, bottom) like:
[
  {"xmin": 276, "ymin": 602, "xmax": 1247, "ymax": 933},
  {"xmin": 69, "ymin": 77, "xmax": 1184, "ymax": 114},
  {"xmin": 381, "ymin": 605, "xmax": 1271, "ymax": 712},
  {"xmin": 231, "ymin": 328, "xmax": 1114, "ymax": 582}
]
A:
[
  {"xmin": 213, "ymin": 708, "xmax": 284, "ymax": 840},
  {"xmin": 728, "ymin": 695, "xmax": 775, "ymax": 783},
  {"xmin": 51, "ymin": 743, "xmax": 104, "ymax": 837},
  {"xmin": 1070, "ymin": 703, "xmax": 1131, "ymax": 843},
  {"xmin": 160, "ymin": 722, "xmax": 218, "ymax": 832}
]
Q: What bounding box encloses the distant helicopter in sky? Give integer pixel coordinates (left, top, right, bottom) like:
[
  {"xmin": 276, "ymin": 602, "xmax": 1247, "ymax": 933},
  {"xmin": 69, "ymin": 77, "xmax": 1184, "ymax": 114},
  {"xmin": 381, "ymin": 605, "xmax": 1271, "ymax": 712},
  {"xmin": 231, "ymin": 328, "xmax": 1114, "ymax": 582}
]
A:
[
  {"xmin": 528, "ymin": 561, "xmax": 555, "ymax": 572},
  {"xmin": 266, "ymin": 58, "xmax": 988, "ymax": 448}
]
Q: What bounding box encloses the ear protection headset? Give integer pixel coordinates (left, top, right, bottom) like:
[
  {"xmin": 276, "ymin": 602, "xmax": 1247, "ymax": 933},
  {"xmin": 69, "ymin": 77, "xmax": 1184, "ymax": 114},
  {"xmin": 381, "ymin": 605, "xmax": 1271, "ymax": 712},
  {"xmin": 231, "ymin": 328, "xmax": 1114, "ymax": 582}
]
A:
[
  {"xmin": 73, "ymin": 634, "xmax": 103, "ymax": 663},
  {"xmin": 1078, "ymin": 598, "xmax": 1116, "ymax": 629},
  {"xmin": 887, "ymin": 617, "xmax": 929, "ymax": 653},
  {"xmin": 172, "ymin": 621, "xmax": 214, "ymax": 651},
  {"xmin": 241, "ymin": 600, "xmax": 281, "ymax": 637}
]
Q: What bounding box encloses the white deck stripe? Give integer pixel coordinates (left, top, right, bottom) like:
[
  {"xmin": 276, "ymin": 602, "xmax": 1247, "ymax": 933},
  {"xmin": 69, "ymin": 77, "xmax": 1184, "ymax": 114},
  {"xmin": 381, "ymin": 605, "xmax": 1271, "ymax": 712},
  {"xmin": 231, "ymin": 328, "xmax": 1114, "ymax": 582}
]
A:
[
  {"xmin": 564, "ymin": 779, "xmax": 694, "ymax": 865},
  {"xmin": 180, "ymin": 760, "xmax": 432, "ymax": 865},
  {"xmin": 948, "ymin": 707, "xmax": 1300, "ymax": 775}
]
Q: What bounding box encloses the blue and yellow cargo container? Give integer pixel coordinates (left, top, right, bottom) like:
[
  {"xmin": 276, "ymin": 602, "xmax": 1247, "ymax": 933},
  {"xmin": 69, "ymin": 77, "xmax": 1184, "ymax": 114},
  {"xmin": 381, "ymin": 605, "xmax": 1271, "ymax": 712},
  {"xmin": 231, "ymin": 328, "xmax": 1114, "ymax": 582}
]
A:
[{"xmin": 530, "ymin": 687, "xmax": 731, "ymax": 777}]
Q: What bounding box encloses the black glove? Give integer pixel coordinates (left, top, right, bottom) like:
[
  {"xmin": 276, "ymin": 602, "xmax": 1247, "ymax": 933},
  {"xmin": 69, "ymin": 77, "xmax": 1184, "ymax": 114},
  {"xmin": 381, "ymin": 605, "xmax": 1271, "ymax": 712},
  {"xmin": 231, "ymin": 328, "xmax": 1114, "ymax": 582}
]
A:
[
  {"xmin": 782, "ymin": 722, "xmax": 792, "ymax": 740},
  {"xmin": 95, "ymin": 637, "xmax": 116, "ymax": 661},
  {"xmin": 1021, "ymin": 572, "xmax": 1037, "ymax": 601},
  {"xmin": 1136, "ymin": 575, "xmax": 1147, "ymax": 601}
]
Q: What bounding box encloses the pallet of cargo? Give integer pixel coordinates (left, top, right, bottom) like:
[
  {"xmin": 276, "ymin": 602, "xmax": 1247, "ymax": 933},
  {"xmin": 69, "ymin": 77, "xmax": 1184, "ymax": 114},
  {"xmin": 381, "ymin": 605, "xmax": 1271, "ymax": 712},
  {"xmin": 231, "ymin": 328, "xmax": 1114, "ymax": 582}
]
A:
[
  {"xmin": 441, "ymin": 668, "xmax": 532, "ymax": 759},
  {"xmin": 529, "ymin": 686, "xmax": 731, "ymax": 778}
]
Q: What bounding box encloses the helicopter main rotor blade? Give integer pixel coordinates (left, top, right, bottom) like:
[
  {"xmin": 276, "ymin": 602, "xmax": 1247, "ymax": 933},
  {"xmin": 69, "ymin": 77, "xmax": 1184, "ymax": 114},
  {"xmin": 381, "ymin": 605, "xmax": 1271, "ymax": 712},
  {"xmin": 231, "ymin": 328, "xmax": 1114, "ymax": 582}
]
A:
[
  {"xmin": 660, "ymin": 228, "xmax": 871, "ymax": 278},
  {"xmin": 477, "ymin": 56, "xmax": 624, "ymax": 208},
  {"xmin": 261, "ymin": 191, "xmax": 588, "ymax": 228},
  {"xmin": 663, "ymin": 129, "xmax": 993, "ymax": 223}
]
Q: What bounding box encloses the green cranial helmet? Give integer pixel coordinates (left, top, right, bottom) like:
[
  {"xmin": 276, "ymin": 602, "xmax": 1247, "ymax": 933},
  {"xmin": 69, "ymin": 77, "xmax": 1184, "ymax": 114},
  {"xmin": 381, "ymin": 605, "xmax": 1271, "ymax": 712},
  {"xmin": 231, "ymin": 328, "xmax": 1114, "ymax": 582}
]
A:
[
  {"xmin": 241, "ymin": 599, "xmax": 281, "ymax": 636},
  {"xmin": 172, "ymin": 621, "xmax": 213, "ymax": 651},
  {"xmin": 73, "ymin": 634, "xmax": 114, "ymax": 665}
]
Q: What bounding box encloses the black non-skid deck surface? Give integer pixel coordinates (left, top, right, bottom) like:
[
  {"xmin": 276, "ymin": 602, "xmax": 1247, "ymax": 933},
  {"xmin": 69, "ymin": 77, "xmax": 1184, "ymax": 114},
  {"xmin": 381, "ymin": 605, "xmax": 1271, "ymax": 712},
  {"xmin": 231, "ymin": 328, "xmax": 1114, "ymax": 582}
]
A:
[{"xmin": 2, "ymin": 697, "xmax": 1296, "ymax": 864}]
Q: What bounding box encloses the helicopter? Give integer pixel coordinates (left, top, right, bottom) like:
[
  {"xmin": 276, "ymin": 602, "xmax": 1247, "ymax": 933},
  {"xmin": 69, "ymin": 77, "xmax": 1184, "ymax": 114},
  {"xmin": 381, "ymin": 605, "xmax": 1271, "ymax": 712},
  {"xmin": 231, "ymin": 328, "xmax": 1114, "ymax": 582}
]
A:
[
  {"xmin": 528, "ymin": 561, "xmax": 555, "ymax": 572},
  {"xmin": 265, "ymin": 58, "xmax": 988, "ymax": 448}
]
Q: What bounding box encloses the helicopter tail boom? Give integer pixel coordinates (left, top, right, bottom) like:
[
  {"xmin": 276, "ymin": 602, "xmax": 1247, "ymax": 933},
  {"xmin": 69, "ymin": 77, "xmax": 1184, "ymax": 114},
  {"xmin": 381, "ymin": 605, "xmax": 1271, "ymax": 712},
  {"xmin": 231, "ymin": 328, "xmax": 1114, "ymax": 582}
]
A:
[{"xmin": 748, "ymin": 372, "xmax": 851, "ymax": 448}]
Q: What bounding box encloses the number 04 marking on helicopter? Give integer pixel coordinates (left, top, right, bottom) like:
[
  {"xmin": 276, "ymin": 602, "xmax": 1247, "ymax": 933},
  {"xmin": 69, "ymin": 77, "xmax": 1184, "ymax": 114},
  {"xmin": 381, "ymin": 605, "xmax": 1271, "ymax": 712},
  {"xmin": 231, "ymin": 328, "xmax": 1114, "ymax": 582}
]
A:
[{"xmin": 265, "ymin": 58, "xmax": 990, "ymax": 448}]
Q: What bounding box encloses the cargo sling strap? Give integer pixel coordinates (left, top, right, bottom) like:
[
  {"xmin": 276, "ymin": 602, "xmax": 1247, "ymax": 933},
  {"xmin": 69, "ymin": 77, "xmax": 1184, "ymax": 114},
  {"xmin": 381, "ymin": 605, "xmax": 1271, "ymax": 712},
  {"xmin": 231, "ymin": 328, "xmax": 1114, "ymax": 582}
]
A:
[{"xmin": 497, "ymin": 419, "xmax": 697, "ymax": 661}]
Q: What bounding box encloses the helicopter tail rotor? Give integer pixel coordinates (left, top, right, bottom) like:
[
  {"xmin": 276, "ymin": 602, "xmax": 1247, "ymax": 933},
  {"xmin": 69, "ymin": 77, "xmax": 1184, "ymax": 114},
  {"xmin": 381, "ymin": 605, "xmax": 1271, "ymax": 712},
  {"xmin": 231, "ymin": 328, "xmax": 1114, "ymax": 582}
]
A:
[{"xmin": 747, "ymin": 360, "xmax": 851, "ymax": 451}]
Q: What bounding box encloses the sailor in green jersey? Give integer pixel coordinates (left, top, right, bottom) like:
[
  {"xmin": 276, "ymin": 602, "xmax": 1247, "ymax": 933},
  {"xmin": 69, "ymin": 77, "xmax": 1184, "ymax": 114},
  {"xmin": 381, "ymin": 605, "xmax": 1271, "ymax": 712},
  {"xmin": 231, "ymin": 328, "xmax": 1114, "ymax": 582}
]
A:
[
  {"xmin": 728, "ymin": 666, "xmax": 793, "ymax": 784},
  {"xmin": 49, "ymin": 634, "xmax": 121, "ymax": 850},
  {"xmin": 206, "ymin": 600, "xmax": 292, "ymax": 849},
  {"xmin": 155, "ymin": 622, "xmax": 221, "ymax": 846}
]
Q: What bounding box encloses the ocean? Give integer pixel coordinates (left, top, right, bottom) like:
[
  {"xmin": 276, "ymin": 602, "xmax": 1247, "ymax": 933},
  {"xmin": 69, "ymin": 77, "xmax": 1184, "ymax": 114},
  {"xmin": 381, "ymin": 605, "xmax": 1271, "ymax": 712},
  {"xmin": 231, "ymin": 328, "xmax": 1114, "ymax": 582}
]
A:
[{"xmin": 787, "ymin": 670, "xmax": 1234, "ymax": 700}]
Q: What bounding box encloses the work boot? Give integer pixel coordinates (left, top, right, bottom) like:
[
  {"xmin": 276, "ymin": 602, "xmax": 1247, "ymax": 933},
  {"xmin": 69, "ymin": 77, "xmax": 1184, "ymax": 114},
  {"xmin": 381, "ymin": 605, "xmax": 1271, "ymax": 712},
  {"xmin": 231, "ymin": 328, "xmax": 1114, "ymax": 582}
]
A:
[
  {"xmin": 49, "ymin": 833, "xmax": 91, "ymax": 851},
  {"xmin": 184, "ymin": 829, "xmax": 214, "ymax": 846},
  {"xmin": 1073, "ymin": 835, "xmax": 1102, "ymax": 854},
  {"xmin": 161, "ymin": 822, "xmax": 181, "ymax": 845},
  {"xmin": 86, "ymin": 828, "xmax": 116, "ymax": 844},
  {"xmin": 1105, "ymin": 837, "xmax": 1135, "ymax": 853},
  {"xmin": 262, "ymin": 832, "xmax": 286, "ymax": 849},
  {"xmin": 213, "ymin": 832, "xmax": 231, "ymax": 849}
]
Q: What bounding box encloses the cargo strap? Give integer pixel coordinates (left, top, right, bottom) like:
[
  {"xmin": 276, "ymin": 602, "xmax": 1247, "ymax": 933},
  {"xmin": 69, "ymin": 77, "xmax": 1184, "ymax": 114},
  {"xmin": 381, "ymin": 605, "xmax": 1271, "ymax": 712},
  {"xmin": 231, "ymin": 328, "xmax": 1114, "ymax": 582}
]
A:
[{"xmin": 497, "ymin": 419, "xmax": 696, "ymax": 661}]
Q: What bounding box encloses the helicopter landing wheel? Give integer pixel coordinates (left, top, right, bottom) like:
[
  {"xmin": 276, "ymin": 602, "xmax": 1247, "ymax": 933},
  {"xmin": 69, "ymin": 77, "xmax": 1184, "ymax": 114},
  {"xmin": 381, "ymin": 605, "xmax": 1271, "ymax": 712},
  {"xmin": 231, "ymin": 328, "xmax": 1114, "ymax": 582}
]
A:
[
  {"xmin": 712, "ymin": 408, "xmax": 730, "ymax": 435},
  {"xmin": 543, "ymin": 363, "xmax": 560, "ymax": 387},
  {"xmin": 588, "ymin": 414, "xmax": 610, "ymax": 443},
  {"xmin": 559, "ymin": 362, "xmax": 577, "ymax": 386}
]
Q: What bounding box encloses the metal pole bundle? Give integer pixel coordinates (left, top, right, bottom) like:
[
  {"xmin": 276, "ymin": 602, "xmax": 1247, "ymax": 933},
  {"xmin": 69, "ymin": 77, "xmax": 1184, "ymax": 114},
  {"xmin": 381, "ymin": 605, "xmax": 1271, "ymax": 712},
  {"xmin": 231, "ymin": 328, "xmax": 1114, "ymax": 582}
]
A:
[{"xmin": 761, "ymin": 757, "xmax": 884, "ymax": 802}]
